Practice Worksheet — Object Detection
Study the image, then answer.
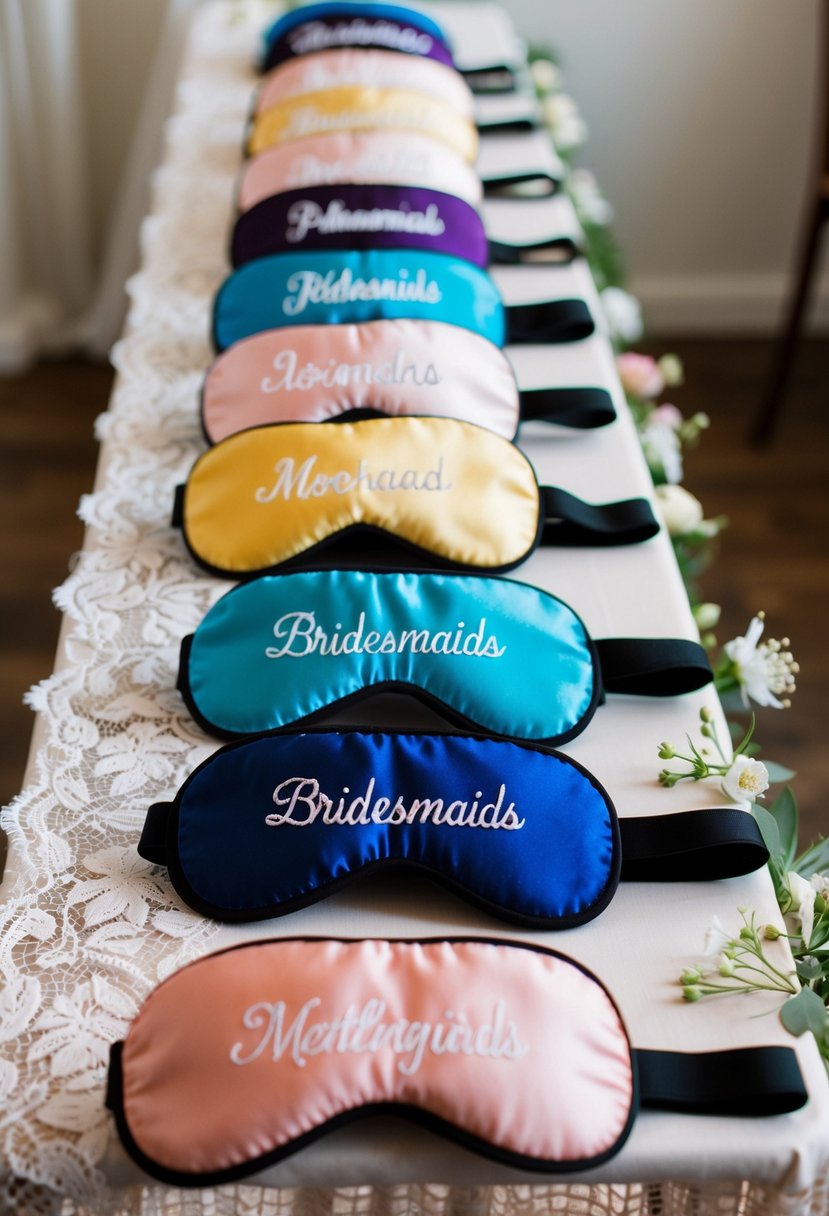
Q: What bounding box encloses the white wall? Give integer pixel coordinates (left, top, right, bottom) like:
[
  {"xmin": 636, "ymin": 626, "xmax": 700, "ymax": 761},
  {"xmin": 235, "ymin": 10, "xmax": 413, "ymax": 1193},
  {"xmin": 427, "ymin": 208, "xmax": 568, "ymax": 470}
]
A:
[{"xmin": 501, "ymin": 0, "xmax": 824, "ymax": 332}]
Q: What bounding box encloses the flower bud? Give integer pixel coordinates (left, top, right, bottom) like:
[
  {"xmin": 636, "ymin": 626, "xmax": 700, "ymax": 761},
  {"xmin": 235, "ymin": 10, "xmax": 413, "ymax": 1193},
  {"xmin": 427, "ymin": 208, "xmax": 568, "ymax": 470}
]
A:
[
  {"xmin": 719, "ymin": 958, "xmax": 736, "ymax": 977},
  {"xmin": 657, "ymin": 742, "xmax": 675, "ymax": 759},
  {"xmin": 763, "ymin": 924, "xmax": 782, "ymax": 941},
  {"xmin": 682, "ymin": 985, "xmax": 702, "ymax": 1002}
]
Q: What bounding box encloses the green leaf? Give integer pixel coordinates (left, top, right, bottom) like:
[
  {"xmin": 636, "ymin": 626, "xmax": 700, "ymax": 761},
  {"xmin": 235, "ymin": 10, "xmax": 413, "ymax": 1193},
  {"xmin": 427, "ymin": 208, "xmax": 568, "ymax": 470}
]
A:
[
  {"xmin": 743, "ymin": 742, "xmax": 762, "ymax": 758},
  {"xmin": 795, "ymin": 836, "xmax": 829, "ymax": 878},
  {"xmin": 751, "ymin": 804, "xmax": 785, "ymax": 896},
  {"xmin": 767, "ymin": 787, "xmax": 799, "ymax": 871},
  {"xmin": 764, "ymin": 762, "xmax": 798, "ymax": 784},
  {"xmin": 780, "ymin": 987, "xmax": 829, "ymax": 1038},
  {"xmin": 796, "ymin": 959, "xmax": 824, "ymax": 982}
]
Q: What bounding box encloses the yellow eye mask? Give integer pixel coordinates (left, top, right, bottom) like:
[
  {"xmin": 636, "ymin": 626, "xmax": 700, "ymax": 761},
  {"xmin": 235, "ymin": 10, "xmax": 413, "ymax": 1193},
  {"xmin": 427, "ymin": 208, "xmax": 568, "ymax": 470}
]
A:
[
  {"xmin": 172, "ymin": 417, "xmax": 659, "ymax": 577},
  {"xmin": 247, "ymin": 85, "xmax": 478, "ymax": 163}
]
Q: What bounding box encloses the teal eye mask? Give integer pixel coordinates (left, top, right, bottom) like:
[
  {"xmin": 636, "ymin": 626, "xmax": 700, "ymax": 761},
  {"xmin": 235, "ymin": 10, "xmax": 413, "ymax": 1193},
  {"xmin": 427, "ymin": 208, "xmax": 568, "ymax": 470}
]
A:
[{"xmin": 177, "ymin": 569, "xmax": 712, "ymax": 744}]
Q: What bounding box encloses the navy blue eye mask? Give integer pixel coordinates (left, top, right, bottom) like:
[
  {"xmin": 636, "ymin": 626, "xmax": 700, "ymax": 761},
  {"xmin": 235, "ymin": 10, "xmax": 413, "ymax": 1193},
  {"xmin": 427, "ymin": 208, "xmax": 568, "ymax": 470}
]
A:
[
  {"xmin": 172, "ymin": 416, "xmax": 658, "ymax": 578},
  {"xmin": 261, "ymin": 3, "xmax": 454, "ymax": 73},
  {"xmin": 212, "ymin": 250, "xmax": 595, "ymax": 352},
  {"xmin": 177, "ymin": 569, "xmax": 712, "ymax": 743},
  {"xmin": 139, "ymin": 729, "xmax": 768, "ymax": 929},
  {"xmin": 229, "ymin": 185, "xmax": 578, "ymax": 270}
]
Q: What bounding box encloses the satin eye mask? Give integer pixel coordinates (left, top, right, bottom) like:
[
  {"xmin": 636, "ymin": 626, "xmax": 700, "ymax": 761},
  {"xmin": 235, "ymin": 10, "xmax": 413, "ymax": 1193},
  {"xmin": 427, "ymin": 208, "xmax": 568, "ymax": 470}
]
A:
[
  {"xmin": 107, "ymin": 936, "xmax": 807, "ymax": 1187},
  {"xmin": 212, "ymin": 249, "xmax": 596, "ymax": 352},
  {"xmin": 261, "ymin": 3, "xmax": 454, "ymax": 72},
  {"xmin": 238, "ymin": 131, "xmax": 483, "ymax": 212},
  {"xmin": 247, "ymin": 87, "xmax": 476, "ymax": 162},
  {"xmin": 172, "ymin": 417, "xmax": 658, "ymax": 578},
  {"xmin": 139, "ymin": 729, "xmax": 768, "ymax": 927},
  {"xmin": 177, "ymin": 569, "xmax": 710, "ymax": 743},
  {"xmin": 230, "ymin": 184, "xmax": 578, "ymax": 269},
  {"xmin": 256, "ymin": 49, "xmax": 473, "ymax": 119},
  {"xmin": 201, "ymin": 319, "xmax": 616, "ymax": 443}
]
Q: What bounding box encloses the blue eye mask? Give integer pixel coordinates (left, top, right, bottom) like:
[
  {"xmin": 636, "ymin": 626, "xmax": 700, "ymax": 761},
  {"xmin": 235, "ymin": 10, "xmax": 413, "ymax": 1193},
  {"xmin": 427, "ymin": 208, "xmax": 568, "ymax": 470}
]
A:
[
  {"xmin": 177, "ymin": 570, "xmax": 712, "ymax": 744},
  {"xmin": 261, "ymin": 3, "xmax": 454, "ymax": 72},
  {"xmin": 139, "ymin": 729, "xmax": 768, "ymax": 929},
  {"xmin": 212, "ymin": 250, "xmax": 595, "ymax": 352}
]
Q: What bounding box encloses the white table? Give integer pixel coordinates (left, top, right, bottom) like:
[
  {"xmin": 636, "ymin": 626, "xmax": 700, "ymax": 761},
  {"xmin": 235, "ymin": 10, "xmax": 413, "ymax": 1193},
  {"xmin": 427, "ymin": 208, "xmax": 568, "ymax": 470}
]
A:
[{"xmin": 1, "ymin": 4, "xmax": 827, "ymax": 1215}]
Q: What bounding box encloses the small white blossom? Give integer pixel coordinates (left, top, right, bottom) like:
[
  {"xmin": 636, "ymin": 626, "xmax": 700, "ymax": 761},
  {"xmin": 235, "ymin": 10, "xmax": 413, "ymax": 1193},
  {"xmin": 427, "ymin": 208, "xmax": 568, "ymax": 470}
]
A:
[
  {"xmin": 703, "ymin": 914, "xmax": 732, "ymax": 957},
  {"xmin": 654, "ymin": 484, "xmax": 703, "ymax": 535},
  {"xmin": 785, "ymin": 871, "xmax": 816, "ymax": 947},
  {"xmin": 643, "ymin": 423, "xmax": 684, "ymax": 486},
  {"xmin": 723, "ymin": 615, "xmax": 798, "ymax": 709},
  {"xmin": 530, "ymin": 58, "xmax": 561, "ymax": 93},
  {"xmin": 568, "ymin": 168, "xmax": 614, "ymax": 226},
  {"xmin": 541, "ymin": 93, "xmax": 588, "ymax": 151},
  {"xmin": 600, "ymin": 286, "xmax": 643, "ymax": 344},
  {"xmin": 721, "ymin": 755, "xmax": 770, "ymax": 806}
]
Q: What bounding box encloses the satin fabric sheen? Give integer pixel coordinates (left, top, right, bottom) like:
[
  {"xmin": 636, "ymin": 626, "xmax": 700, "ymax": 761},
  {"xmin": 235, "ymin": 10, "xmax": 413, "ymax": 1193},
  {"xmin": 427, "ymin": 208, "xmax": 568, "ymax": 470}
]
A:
[
  {"xmin": 179, "ymin": 417, "xmax": 541, "ymax": 575},
  {"xmin": 169, "ymin": 731, "xmax": 616, "ymax": 924},
  {"xmin": 201, "ymin": 319, "xmax": 518, "ymax": 443},
  {"xmin": 183, "ymin": 570, "xmax": 595, "ymax": 740},
  {"xmin": 248, "ymin": 86, "xmax": 477, "ymax": 162},
  {"xmin": 118, "ymin": 939, "xmax": 634, "ymax": 1177},
  {"xmin": 236, "ymin": 131, "xmax": 483, "ymax": 213},
  {"xmin": 262, "ymin": 3, "xmax": 452, "ymax": 54},
  {"xmin": 255, "ymin": 49, "xmax": 473, "ymax": 118},
  {"xmin": 212, "ymin": 249, "xmax": 504, "ymax": 351}
]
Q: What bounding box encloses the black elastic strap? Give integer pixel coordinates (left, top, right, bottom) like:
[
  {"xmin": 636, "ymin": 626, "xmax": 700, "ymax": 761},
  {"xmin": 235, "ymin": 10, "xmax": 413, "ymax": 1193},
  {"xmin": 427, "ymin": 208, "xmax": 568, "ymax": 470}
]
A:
[
  {"xmin": 594, "ymin": 637, "xmax": 712, "ymax": 696},
  {"xmin": 462, "ymin": 67, "xmax": 519, "ymax": 94},
  {"xmin": 540, "ymin": 486, "xmax": 659, "ymax": 547},
  {"xmin": 620, "ymin": 810, "xmax": 768, "ymax": 882},
  {"xmin": 636, "ymin": 1046, "xmax": 807, "ymax": 1117},
  {"xmin": 139, "ymin": 803, "xmax": 172, "ymax": 865},
  {"xmin": 505, "ymin": 297, "xmax": 594, "ymax": 344},
  {"xmin": 172, "ymin": 484, "xmax": 185, "ymax": 528},
  {"xmin": 481, "ymin": 172, "xmax": 558, "ymax": 199},
  {"xmin": 519, "ymin": 387, "xmax": 616, "ymax": 429},
  {"xmin": 488, "ymin": 236, "xmax": 578, "ymax": 266}
]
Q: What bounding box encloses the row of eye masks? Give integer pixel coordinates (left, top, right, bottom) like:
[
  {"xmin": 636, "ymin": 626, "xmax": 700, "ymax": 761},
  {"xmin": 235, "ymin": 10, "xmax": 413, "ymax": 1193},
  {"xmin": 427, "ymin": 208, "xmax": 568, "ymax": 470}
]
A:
[
  {"xmin": 261, "ymin": 2, "xmax": 455, "ymax": 73},
  {"xmin": 201, "ymin": 319, "xmax": 616, "ymax": 443},
  {"xmin": 213, "ymin": 249, "xmax": 595, "ymax": 351},
  {"xmin": 178, "ymin": 569, "xmax": 711, "ymax": 742},
  {"xmin": 173, "ymin": 417, "xmax": 659, "ymax": 578},
  {"xmin": 231, "ymin": 183, "xmax": 578, "ymax": 269},
  {"xmin": 107, "ymin": 935, "xmax": 807, "ymax": 1187},
  {"xmin": 139, "ymin": 729, "xmax": 768, "ymax": 928}
]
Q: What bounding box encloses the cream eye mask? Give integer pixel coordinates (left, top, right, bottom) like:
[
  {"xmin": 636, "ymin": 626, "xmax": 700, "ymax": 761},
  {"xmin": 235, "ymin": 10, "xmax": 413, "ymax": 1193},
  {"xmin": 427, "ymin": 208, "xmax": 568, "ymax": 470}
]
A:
[
  {"xmin": 212, "ymin": 250, "xmax": 596, "ymax": 351},
  {"xmin": 172, "ymin": 417, "xmax": 658, "ymax": 577},
  {"xmin": 260, "ymin": 3, "xmax": 454, "ymax": 72},
  {"xmin": 229, "ymin": 184, "xmax": 578, "ymax": 269},
  {"xmin": 238, "ymin": 131, "xmax": 483, "ymax": 211},
  {"xmin": 106, "ymin": 935, "xmax": 807, "ymax": 1187},
  {"xmin": 139, "ymin": 729, "xmax": 768, "ymax": 927},
  {"xmin": 177, "ymin": 569, "xmax": 711, "ymax": 743},
  {"xmin": 201, "ymin": 319, "xmax": 616, "ymax": 443},
  {"xmin": 247, "ymin": 87, "xmax": 476, "ymax": 162},
  {"xmin": 256, "ymin": 49, "xmax": 474, "ymax": 119}
]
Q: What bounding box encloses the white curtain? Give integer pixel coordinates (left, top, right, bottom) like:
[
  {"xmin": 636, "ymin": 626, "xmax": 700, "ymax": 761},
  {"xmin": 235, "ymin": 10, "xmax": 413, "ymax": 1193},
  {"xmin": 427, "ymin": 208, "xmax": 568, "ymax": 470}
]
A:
[{"xmin": 0, "ymin": 0, "xmax": 199, "ymax": 373}]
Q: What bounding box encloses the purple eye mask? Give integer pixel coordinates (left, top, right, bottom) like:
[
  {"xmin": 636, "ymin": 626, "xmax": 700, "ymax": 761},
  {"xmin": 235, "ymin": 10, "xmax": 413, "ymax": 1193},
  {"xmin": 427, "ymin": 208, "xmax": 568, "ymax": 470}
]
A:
[{"xmin": 230, "ymin": 184, "xmax": 579, "ymax": 269}]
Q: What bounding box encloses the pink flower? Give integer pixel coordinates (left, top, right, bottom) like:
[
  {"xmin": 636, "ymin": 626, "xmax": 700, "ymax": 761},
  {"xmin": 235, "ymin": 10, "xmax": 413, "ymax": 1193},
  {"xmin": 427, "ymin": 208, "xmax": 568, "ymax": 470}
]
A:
[
  {"xmin": 616, "ymin": 352, "xmax": 665, "ymax": 399},
  {"xmin": 650, "ymin": 403, "xmax": 683, "ymax": 429}
]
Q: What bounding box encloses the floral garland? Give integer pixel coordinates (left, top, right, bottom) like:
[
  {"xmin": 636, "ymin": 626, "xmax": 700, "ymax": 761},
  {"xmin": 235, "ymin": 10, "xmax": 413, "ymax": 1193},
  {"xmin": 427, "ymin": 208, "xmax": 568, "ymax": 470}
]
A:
[{"xmin": 532, "ymin": 52, "xmax": 829, "ymax": 1072}]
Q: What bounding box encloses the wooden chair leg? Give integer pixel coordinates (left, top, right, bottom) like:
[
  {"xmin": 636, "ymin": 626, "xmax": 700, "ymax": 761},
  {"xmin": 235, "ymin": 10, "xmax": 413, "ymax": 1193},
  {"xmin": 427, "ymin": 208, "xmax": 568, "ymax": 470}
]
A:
[{"xmin": 751, "ymin": 189, "xmax": 829, "ymax": 446}]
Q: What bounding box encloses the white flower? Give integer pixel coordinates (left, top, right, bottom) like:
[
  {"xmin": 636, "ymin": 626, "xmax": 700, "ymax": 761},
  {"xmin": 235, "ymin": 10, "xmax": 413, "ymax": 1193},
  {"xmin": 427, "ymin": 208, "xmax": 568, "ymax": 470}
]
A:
[
  {"xmin": 541, "ymin": 93, "xmax": 588, "ymax": 151},
  {"xmin": 654, "ymin": 484, "xmax": 703, "ymax": 535},
  {"xmin": 703, "ymin": 913, "xmax": 732, "ymax": 957},
  {"xmin": 568, "ymin": 168, "xmax": 614, "ymax": 226},
  {"xmin": 721, "ymin": 755, "xmax": 770, "ymax": 806},
  {"xmin": 642, "ymin": 422, "xmax": 684, "ymax": 486},
  {"xmin": 693, "ymin": 602, "xmax": 721, "ymax": 631},
  {"xmin": 530, "ymin": 58, "xmax": 561, "ymax": 93},
  {"xmin": 785, "ymin": 871, "xmax": 816, "ymax": 947},
  {"xmin": 723, "ymin": 614, "xmax": 798, "ymax": 709},
  {"xmin": 600, "ymin": 286, "xmax": 643, "ymax": 344},
  {"xmin": 810, "ymin": 873, "xmax": 829, "ymax": 901}
]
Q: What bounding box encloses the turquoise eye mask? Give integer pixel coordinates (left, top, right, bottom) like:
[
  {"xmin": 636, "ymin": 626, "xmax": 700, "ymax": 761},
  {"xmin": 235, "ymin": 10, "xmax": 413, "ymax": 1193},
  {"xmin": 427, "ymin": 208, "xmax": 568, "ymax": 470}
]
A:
[
  {"xmin": 172, "ymin": 417, "xmax": 658, "ymax": 577},
  {"xmin": 139, "ymin": 729, "xmax": 768, "ymax": 929},
  {"xmin": 212, "ymin": 249, "xmax": 595, "ymax": 352},
  {"xmin": 177, "ymin": 570, "xmax": 712, "ymax": 743}
]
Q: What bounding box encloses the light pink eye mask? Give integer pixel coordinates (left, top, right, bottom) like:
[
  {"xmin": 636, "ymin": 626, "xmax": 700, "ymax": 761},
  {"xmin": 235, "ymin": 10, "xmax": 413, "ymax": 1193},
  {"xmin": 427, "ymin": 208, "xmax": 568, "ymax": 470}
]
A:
[
  {"xmin": 238, "ymin": 131, "xmax": 483, "ymax": 212},
  {"xmin": 201, "ymin": 318, "xmax": 616, "ymax": 443},
  {"xmin": 106, "ymin": 936, "xmax": 807, "ymax": 1187},
  {"xmin": 256, "ymin": 49, "xmax": 474, "ymax": 119}
]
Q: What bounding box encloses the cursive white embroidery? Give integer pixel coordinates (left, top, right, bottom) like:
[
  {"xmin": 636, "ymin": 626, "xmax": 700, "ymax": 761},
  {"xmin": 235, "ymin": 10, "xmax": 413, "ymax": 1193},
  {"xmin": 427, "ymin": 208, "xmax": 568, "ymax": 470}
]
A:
[
  {"xmin": 282, "ymin": 266, "xmax": 442, "ymax": 316},
  {"xmin": 285, "ymin": 199, "xmax": 446, "ymax": 243},
  {"xmin": 285, "ymin": 150, "xmax": 434, "ymax": 188},
  {"xmin": 254, "ymin": 455, "xmax": 452, "ymax": 502},
  {"xmin": 260, "ymin": 348, "xmax": 442, "ymax": 394},
  {"xmin": 264, "ymin": 611, "xmax": 506, "ymax": 659},
  {"xmin": 265, "ymin": 774, "xmax": 526, "ymax": 830},
  {"xmin": 230, "ymin": 997, "xmax": 529, "ymax": 1075},
  {"xmin": 283, "ymin": 106, "xmax": 449, "ymax": 139},
  {"xmin": 287, "ymin": 20, "xmax": 434, "ymax": 57}
]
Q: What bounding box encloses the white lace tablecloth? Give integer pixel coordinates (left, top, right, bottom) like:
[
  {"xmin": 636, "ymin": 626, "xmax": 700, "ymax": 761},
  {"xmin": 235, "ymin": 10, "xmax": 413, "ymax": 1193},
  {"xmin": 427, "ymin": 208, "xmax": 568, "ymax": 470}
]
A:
[{"xmin": 2, "ymin": 3, "xmax": 829, "ymax": 1215}]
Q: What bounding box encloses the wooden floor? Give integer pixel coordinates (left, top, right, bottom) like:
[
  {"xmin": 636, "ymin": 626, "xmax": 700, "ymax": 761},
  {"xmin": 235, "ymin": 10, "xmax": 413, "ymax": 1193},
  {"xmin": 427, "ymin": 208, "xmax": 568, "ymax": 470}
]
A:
[{"xmin": 0, "ymin": 342, "xmax": 827, "ymax": 869}]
